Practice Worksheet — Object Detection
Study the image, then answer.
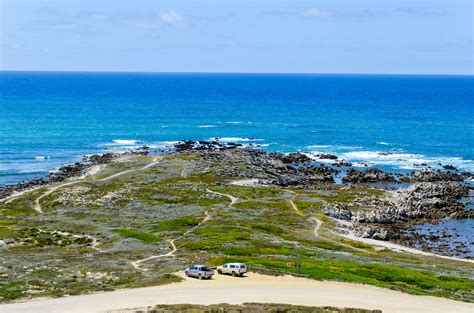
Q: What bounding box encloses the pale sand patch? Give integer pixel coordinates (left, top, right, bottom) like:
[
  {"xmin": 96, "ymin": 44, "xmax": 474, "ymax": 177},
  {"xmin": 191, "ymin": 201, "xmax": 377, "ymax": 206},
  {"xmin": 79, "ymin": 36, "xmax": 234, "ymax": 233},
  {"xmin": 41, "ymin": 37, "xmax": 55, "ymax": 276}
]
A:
[
  {"xmin": 2, "ymin": 272, "xmax": 472, "ymax": 313},
  {"xmin": 229, "ymin": 178, "xmax": 260, "ymax": 186},
  {"xmin": 338, "ymin": 231, "xmax": 474, "ymax": 264}
]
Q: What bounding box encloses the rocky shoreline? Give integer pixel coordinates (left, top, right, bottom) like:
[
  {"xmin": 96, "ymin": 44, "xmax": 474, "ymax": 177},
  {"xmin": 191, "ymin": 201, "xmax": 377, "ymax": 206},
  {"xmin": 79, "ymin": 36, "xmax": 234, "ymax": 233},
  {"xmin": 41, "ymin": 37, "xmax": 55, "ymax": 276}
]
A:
[
  {"xmin": 173, "ymin": 140, "xmax": 473, "ymax": 258},
  {"xmin": 1, "ymin": 140, "xmax": 472, "ymax": 258},
  {"xmin": 0, "ymin": 148, "xmax": 149, "ymax": 200}
]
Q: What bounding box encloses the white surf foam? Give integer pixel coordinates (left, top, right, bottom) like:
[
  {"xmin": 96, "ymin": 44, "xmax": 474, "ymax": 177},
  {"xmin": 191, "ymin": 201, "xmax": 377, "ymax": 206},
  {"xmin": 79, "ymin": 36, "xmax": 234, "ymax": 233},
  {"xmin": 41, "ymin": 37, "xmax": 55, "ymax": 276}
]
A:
[
  {"xmin": 304, "ymin": 148, "xmax": 474, "ymax": 172},
  {"xmin": 198, "ymin": 125, "xmax": 220, "ymax": 128},
  {"xmin": 149, "ymin": 141, "xmax": 180, "ymax": 149},
  {"xmin": 34, "ymin": 156, "xmax": 50, "ymax": 160},
  {"xmin": 111, "ymin": 139, "xmax": 141, "ymax": 145},
  {"xmin": 211, "ymin": 137, "xmax": 264, "ymax": 142},
  {"xmin": 307, "ymin": 145, "xmax": 333, "ymax": 149},
  {"xmin": 306, "ymin": 145, "xmax": 363, "ymax": 150},
  {"xmin": 225, "ymin": 121, "xmax": 253, "ymax": 125},
  {"xmin": 303, "ymin": 152, "xmax": 340, "ymax": 164},
  {"xmin": 341, "ymin": 151, "xmax": 474, "ymax": 172}
]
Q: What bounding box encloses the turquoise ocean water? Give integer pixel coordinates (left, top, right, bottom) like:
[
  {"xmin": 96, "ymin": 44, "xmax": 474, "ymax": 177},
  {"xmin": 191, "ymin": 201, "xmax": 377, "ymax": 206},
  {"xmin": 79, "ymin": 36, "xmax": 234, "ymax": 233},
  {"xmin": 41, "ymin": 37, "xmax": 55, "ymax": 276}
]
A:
[
  {"xmin": 1, "ymin": 72, "xmax": 473, "ymax": 257},
  {"xmin": 1, "ymin": 72, "xmax": 472, "ymax": 185}
]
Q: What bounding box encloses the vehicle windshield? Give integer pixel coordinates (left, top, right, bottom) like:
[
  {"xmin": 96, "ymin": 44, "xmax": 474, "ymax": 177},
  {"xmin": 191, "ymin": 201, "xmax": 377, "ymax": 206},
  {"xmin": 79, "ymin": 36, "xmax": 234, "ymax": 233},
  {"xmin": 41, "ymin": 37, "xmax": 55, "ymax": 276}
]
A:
[{"xmin": 201, "ymin": 267, "xmax": 211, "ymax": 271}]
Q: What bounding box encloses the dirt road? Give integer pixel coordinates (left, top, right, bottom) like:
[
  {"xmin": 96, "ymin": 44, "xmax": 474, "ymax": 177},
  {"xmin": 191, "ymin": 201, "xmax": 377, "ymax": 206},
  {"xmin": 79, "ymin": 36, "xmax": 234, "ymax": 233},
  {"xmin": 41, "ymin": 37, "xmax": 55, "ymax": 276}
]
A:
[{"xmin": 2, "ymin": 272, "xmax": 472, "ymax": 313}]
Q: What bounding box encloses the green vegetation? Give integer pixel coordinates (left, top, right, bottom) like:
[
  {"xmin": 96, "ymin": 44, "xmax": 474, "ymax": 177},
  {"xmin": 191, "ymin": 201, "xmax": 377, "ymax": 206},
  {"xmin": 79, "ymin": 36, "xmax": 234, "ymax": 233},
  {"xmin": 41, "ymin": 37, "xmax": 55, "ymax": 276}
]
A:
[
  {"xmin": 0, "ymin": 190, "xmax": 43, "ymax": 216},
  {"xmin": 151, "ymin": 216, "xmax": 201, "ymax": 233},
  {"xmin": 298, "ymin": 188, "xmax": 388, "ymax": 204},
  {"xmin": 1, "ymin": 151, "xmax": 472, "ymax": 304},
  {"xmin": 125, "ymin": 303, "xmax": 381, "ymax": 313},
  {"xmin": 208, "ymin": 185, "xmax": 285, "ymax": 200},
  {"xmin": 0, "ymin": 282, "xmax": 27, "ymax": 301},
  {"xmin": 233, "ymin": 200, "xmax": 289, "ymax": 211},
  {"xmin": 209, "ymin": 256, "xmax": 474, "ymax": 301},
  {"xmin": 113, "ymin": 228, "xmax": 161, "ymax": 243},
  {"xmin": 0, "ymin": 226, "xmax": 15, "ymax": 239},
  {"xmin": 19, "ymin": 229, "xmax": 93, "ymax": 247}
]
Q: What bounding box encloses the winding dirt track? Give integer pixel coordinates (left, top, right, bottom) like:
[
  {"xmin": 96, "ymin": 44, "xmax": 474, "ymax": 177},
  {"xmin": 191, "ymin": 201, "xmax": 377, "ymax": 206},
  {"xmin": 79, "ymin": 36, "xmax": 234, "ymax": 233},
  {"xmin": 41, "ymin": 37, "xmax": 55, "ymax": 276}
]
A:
[
  {"xmin": 33, "ymin": 157, "xmax": 160, "ymax": 213},
  {"xmin": 206, "ymin": 189, "xmax": 238, "ymax": 206},
  {"xmin": 3, "ymin": 159, "xmax": 473, "ymax": 313},
  {"xmin": 288, "ymin": 191, "xmax": 474, "ymax": 262},
  {"xmin": 2, "ymin": 272, "xmax": 472, "ymax": 313},
  {"xmin": 131, "ymin": 187, "xmax": 236, "ymax": 270},
  {"xmin": 288, "ymin": 191, "xmax": 368, "ymax": 254},
  {"xmin": 131, "ymin": 210, "xmax": 211, "ymax": 270}
]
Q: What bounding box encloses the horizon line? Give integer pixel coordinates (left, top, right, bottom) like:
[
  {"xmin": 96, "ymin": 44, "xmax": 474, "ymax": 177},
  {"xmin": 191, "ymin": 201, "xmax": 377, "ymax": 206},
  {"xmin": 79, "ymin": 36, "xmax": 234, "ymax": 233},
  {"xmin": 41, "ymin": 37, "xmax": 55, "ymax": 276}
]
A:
[{"xmin": 1, "ymin": 70, "xmax": 473, "ymax": 77}]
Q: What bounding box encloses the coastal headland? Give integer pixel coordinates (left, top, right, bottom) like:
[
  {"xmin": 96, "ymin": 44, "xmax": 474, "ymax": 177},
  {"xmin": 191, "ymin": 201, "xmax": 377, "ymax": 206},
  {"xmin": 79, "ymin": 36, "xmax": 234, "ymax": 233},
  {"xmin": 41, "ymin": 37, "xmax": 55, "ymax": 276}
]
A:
[{"xmin": 0, "ymin": 141, "xmax": 473, "ymax": 310}]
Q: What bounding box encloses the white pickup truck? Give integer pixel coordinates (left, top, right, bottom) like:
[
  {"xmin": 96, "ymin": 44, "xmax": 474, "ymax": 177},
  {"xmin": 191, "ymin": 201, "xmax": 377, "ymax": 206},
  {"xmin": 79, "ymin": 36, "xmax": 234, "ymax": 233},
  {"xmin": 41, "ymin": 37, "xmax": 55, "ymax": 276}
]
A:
[{"xmin": 216, "ymin": 263, "xmax": 247, "ymax": 276}]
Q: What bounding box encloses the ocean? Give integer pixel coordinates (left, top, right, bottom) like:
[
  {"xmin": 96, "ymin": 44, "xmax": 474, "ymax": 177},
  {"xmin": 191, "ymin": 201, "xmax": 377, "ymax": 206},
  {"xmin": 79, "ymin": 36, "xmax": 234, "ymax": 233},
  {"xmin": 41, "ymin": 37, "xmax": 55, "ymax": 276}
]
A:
[
  {"xmin": 1, "ymin": 71, "xmax": 473, "ymax": 257},
  {"xmin": 1, "ymin": 72, "xmax": 473, "ymax": 186}
]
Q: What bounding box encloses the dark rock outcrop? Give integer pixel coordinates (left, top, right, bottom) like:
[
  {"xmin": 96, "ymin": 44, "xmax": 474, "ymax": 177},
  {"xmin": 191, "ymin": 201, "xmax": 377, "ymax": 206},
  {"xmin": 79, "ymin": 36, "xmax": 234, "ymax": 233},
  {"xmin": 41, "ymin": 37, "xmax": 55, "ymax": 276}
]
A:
[
  {"xmin": 281, "ymin": 153, "xmax": 313, "ymax": 164},
  {"xmin": 190, "ymin": 146, "xmax": 336, "ymax": 187},
  {"xmin": 174, "ymin": 140, "xmax": 242, "ymax": 152},
  {"xmin": 410, "ymin": 169, "xmax": 464, "ymax": 182},
  {"xmin": 318, "ymin": 154, "xmax": 338, "ymax": 160},
  {"xmin": 442, "ymin": 164, "xmax": 458, "ymax": 171},
  {"xmin": 298, "ymin": 165, "xmax": 337, "ymax": 183},
  {"xmin": 333, "ymin": 160, "xmax": 352, "ymax": 167},
  {"xmin": 394, "ymin": 182, "xmax": 468, "ymax": 218},
  {"xmin": 343, "ymin": 168, "xmax": 396, "ymax": 183}
]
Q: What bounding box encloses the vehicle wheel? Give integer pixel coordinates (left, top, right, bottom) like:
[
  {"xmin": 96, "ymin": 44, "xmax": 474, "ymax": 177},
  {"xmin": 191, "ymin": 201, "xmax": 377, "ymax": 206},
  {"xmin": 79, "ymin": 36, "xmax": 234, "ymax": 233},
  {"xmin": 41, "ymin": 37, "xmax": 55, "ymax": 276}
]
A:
[
  {"xmin": 240, "ymin": 273, "xmax": 244, "ymax": 277},
  {"xmin": 198, "ymin": 274, "xmax": 203, "ymax": 280},
  {"xmin": 217, "ymin": 269, "xmax": 222, "ymax": 274},
  {"xmin": 185, "ymin": 271, "xmax": 189, "ymax": 277},
  {"xmin": 232, "ymin": 271, "xmax": 236, "ymax": 277}
]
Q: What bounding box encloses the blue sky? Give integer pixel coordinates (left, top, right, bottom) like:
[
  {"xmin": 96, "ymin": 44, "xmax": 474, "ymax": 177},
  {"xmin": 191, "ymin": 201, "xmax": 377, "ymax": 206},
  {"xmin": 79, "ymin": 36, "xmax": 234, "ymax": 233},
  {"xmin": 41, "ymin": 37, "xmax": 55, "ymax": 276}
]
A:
[{"xmin": 1, "ymin": 0, "xmax": 472, "ymax": 74}]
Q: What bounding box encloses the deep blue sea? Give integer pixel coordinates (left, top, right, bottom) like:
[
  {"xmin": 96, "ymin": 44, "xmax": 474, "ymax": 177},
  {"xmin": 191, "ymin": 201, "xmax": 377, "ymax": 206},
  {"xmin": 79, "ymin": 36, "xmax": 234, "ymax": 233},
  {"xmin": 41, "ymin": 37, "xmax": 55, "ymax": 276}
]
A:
[
  {"xmin": 1, "ymin": 71, "xmax": 473, "ymax": 257},
  {"xmin": 1, "ymin": 72, "xmax": 473, "ymax": 186}
]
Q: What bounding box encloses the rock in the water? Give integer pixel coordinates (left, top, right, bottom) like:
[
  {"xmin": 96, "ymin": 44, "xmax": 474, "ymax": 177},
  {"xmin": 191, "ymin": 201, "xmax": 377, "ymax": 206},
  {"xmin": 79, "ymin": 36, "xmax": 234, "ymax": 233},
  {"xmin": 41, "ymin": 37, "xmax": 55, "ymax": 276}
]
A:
[
  {"xmin": 333, "ymin": 160, "xmax": 352, "ymax": 167},
  {"xmin": 442, "ymin": 164, "xmax": 458, "ymax": 171},
  {"xmin": 281, "ymin": 153, "xmax": 313, "ymax": 164},
  {"xmin": 318, "ymin": 153, "xmax": 338, "ymax": 160}
]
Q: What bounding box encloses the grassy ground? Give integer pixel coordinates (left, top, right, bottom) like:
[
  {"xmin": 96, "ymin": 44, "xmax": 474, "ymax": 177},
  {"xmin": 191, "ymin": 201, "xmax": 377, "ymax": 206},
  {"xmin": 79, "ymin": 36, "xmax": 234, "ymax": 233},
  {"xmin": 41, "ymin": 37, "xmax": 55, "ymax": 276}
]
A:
[
  {"xmin": 113, "ymin": 228, "xmax": 162, "ymax": 243},
  {"xmin": 208, "ymin": 256, "xmax": 473, "ymax": 300},
  {"xmin": 0, "ymin": 152, "xmax": 473, "ymax": 303}
]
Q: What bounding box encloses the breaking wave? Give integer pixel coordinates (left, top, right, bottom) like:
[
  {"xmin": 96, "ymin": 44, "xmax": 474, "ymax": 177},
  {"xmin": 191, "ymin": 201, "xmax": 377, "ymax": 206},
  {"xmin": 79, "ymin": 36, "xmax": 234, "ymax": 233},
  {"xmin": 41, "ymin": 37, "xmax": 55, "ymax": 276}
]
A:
[{"xmin": 210, "ymin": 137, "xmax": 264, "ymax": 142}]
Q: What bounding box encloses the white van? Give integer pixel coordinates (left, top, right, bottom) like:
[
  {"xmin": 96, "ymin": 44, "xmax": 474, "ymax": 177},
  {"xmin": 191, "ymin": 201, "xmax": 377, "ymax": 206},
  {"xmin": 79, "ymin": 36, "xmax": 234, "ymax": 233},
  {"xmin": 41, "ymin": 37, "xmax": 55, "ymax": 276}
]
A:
[{"xmin": 216, "ymin": 263, "xmax": 247, "ymax": 276}]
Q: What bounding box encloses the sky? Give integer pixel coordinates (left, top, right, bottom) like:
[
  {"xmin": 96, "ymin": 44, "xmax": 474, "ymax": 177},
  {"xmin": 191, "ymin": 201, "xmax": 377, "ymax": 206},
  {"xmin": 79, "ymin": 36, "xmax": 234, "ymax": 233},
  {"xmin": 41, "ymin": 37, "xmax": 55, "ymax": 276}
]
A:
[{"xmin": 0, "ymin": 0, "xmax": 473, "ymax": 74}]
